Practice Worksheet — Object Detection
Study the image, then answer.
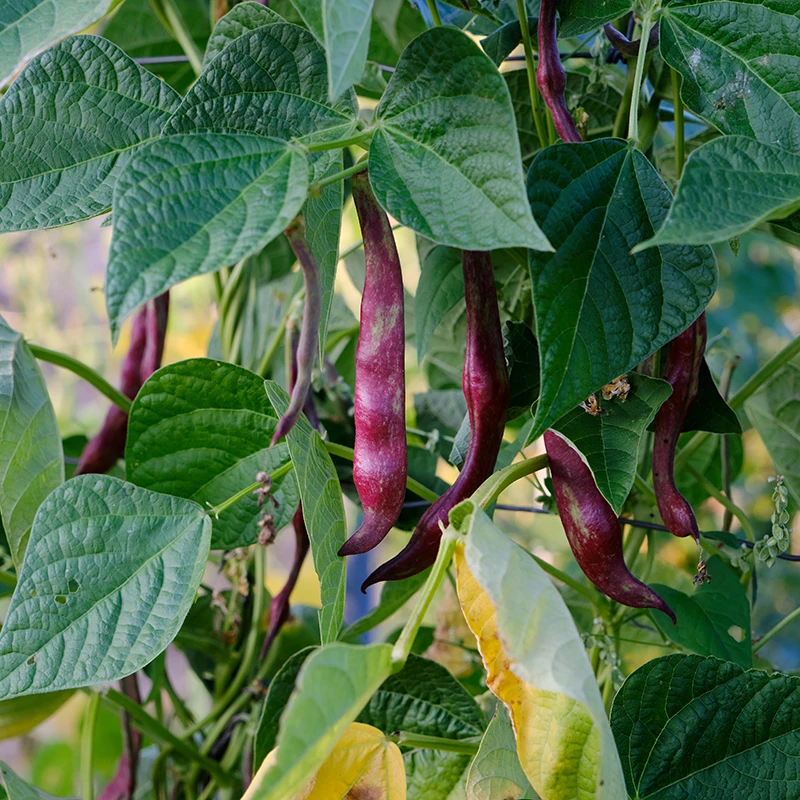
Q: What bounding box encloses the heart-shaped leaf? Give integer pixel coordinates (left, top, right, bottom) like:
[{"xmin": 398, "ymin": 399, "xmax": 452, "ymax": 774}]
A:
[
  {"xmin": 369, "ymin": 27, "xmax": 551, "ymax": 252},
  {"xmin": 527, "ymin": 139, "xmax": 717, "ymax": 439},
  {"xmin": 106, "ymin": 132, "xmax": 308, "ymax": 342},
  {"xmin": 0, "ymin": 476, "xmax": 210, "ymax": 700},
  {"xmin": 126, "ymin": 359, "xmax": 298, "ymax": 550},
  {"xmin": 0, "ymin": 36, "xmax": 180, "ymax": 233},
  {"xmin": 611, "ymin": 654, "xmax": 800, "ymax": 799},
  {"xmin": 0, "ymin": 316, "xmax": 63, "ymax": 567}
]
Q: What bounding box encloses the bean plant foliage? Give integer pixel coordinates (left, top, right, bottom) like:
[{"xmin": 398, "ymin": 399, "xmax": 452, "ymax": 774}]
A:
[{"xmin": 1, "ymin": 0, "xmax": 800, "ymax": 798}]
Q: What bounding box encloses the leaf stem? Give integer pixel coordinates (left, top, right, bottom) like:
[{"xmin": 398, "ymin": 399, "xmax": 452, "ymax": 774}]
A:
[
  {"xmin": 753, "ymin": 605, "xmax": 800, "ymax": 653},
  {"xmin": 676, "ymin": 334, "xmax": 800, "ymax": 469},
  {"xmin": 305, "ymin": 132, "xmax": 372, "ymax": 154},
  {"xmin": 98, "ymin": 689, "xmax": 232, "ymax": 786},
  {"xmin": 671, "ymin": 67, "xmax": 685, "ymax": 179},
  {"xmin": 257, "ymin": 278, "xmax": 303, "ymax": 377},
  {"xmin": 528, "ymin": 551, "xmax": 596, "ymax": 601},
  {"xmin": 312, "ymin": 159, "xmax": 368, "ymax": 192},
  {"xmin": 159, "ymin": 0, "xmax": 203, "ymax": 76},
  {"xmin": 516, "ymin": 0, "xmax": 549, "ymax": 148},
  {"xmin": 685, "ymin": 465, "xmax": 755, "ymax": 541},
  {"xmin": 392, "ymin": 531, "xmax": 458, "ymax": 667},
  {"xmin": 29, "ymin": 345, "xmax": 132, "ymax": 413},
  {"xmin": 628, "ymin": 4, "xmax": 659, "ymax": 147},
  {"xmin": 206, "ymin": 461, "xmax": 293, "ymax": 517},
  {"xmin": 426, "ymin": 0, "xmax": 442, "ymax": 26},
  {"xmin": 471, "ymin": 454, "xmax": 549, "ymax": 509},
  {"xmin": 612, "ymin": 53, "xmax": 638, "ymax": 139},
  {"xmin": 391, "ymin": 731, "xmax": 480, "ymax": 755},
  {"xmin": 81, "ymin": 692, "xmax": 100, "ymax": 800},
  {"xmin": 324, "ymin": 441, "xmax": 440, "ymax": 503}
]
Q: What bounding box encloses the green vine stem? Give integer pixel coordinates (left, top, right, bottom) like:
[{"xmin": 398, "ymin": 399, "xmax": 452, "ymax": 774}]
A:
[
  {"xmin": 159, "ymin": 0, "xmax": 203, "ymax": 76},
  {"xmin": 391, "ymin": 731, "xmax": 480, "ymax": 755},
  {"xmin": 671, "ymin": 67, "xmax": 685, "ymax": 179},
  {"xmin": 516, "ymin": 0, "xmax": 549, "ymax": 148},
  {"xmin": 612, "ymin": 53, "xmax": 638, "ymax": 139},
  {"xmin": 97, "ymin": 689, "xmax": 232, "ymax": 786},
  {"xmin": 471, "ymin": 454, "xmax": 549, "ymax": 508},
  {"xmin": 685, "ymin": 465, "xmax": 755, "ymax": 541},
  {"xmin": 305, "ymin": 131, "xmax": 371, "ymax": 154},
  {"xmin": 206, "ymin": 461, "xmax": 293, "ymax": 517},
  {"xmin": 628, "ymin": 3, "xmax": 660, "ymax": 147},
  {"xmin": 313, "ymin": 159, "xmax": 368, "ymax": 193},
  {"xmin": 29, "ymin": 345, "xmax": 132, "ymax": 413},
  {"xmin": 81, "ymin": 691, "xmax": 100, "ymax": 800},
  {"xmin": 426, "ymin": 0, "xmax": 442, "ymax": 26},
  {"xmin": 675, "ymin": 333, "xmax": 800, "ymax": 470},
  {"xmin": 257, "ymin": 278, "xmax": 304, "ymax": 377},
  {"xmin": 753, "ymin": 605, "xmax": 800, "ymax": 653}
]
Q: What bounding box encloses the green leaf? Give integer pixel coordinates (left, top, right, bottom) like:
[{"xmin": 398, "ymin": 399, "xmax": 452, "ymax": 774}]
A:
[
  {"xmin": 341, "ymin": 570, "xmax": 430, "ymax": 640},
  {"xmin": 504, "ymin": 320, "xmax": 540, "ymax": 420},
  {"xmin": 482, "ymin": 18, "xmax": 538, "ymax": 67},
  {"xmin": 681, "ymin": 359, "xmax": 742, "ymax": 435},
  {"xmin": 745, "ymin": 353, "xmax": 800, "ymax": 506},
  {"xmin": 0, "ymin": 692, "xmax": 73, "ymax": 741},
  {"xmin": 505, "ymin": 69, "xmax": 542, "ymax": 168},
  {"xmin": 265, "ymin": 382, "xmax": 346, "ymax": 644},
  {"xmin": 323, "ymin": 0, "xmax": 375, "ymax": 101},
  {"xmin": 466, "ymin": 705, "xmax": 533, "ymax": 800},
  {"xmin": 661, "ymin": 0, "xmax": 800, "ymax": 153},
  {"xmin": 369, "ymin": 27, "xmax": 551, "ymax": 252},
  {"xmin": 126, "ymin": 359, "xmax": 298, "ymax": 550},
  {"xmin": 640, "ymin": 136, "xmax": 800, "ymax": 248},
  {"xmin": 103, "ymin": 0, "xmax": 210, "ymax": 93},
  {"xmin": 0, "ymin": 475, "xmax": 210, "ymax": 700},
  {"xmin": 254, "ymin": 646, "xmax": 314, "ymax": 765},
  {"xmin": 305, "ymin": 154, "xmax": 344, "ymax": 361},
  {"xmin": 0, "ymin": 0, "xmax": 113, "ymax": 87},
  {"xmin": 106, "ymin": 132, "xmax": 308, "ymax": 342},
  {"xmin": 415, "ymin": 244, "xmax": 464, "ymax": 361},
  {"xmin": 552, "ymin": 374, "xmax": 672, "ymax": 515},
  {"xmin": 249, "ymin": 642, "xmax": 393, "ymax": 800},
  {"xmin": 0, "ymin": 761, "xmax": 46, "ymax": 799},
  {"xmin": 611, "ymin": 653, "xmax": 800, "ymax": 799},
  {"xmin": 527, "ymin": 139, "xmax": 717, "ymax": 439},
  {"xmin": 0, "ymin": 316, "xmax": 63, "ymax": 568},
  {"xmin": 203, "ymin": 1, "xmax": 281, "ymax": 65},
  {"xmin": 287, "ymin": 0, "xmax": 324, "ymax": 40},
  {"xmin": 558, "ymin": 0, "xmax": 631, "ymax": 37},
  {"xmin": 455, "ymin": 501, "xmax": 626, "ymax": 800},
  {"xmin": 358, "ymin": 653, "xmax": 486, "ymax": 800},
  {"xmin": 650, "ymin": 556, "xmax": 752, "ymax": 669},
  {"xmin": 165, "ymin": 21, "xmax": 359, "ymax": 181},
  {"xmin": 0, "ymin": 35, "xmax": 181, "ymax": 233}
]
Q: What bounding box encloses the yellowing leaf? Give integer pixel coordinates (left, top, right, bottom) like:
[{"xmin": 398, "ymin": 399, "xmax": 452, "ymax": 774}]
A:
[
  {"xmin": 452, "ymin": 501, "xmax": 625, "ymax": 800},
  {"xmin": 250, "ymin": 722, "xmax": 405, "ymax": 800}
]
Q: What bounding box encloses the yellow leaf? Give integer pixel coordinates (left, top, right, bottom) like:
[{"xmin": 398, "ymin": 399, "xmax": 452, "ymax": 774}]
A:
[
  {"xmin": 453, "ymin": 510, "xmax": 624, "ymax": 800},
  {"xmin": 250, "ymin": 722, "xmax": 406, "ymax": 800}
]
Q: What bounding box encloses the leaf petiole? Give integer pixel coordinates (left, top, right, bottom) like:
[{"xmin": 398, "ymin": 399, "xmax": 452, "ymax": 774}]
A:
[{"xmin": 205, "ymin": 460, "xmax": 293, "ymax": 517}]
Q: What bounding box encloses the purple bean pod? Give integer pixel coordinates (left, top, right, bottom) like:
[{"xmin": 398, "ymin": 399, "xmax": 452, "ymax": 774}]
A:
[
  {"xmin": 362, "ymin": 250, "xmax": 509, "ymax": 589},
  {"xmin": 339, "ymin": 171, "xmax": 407, "ymax": 556}
]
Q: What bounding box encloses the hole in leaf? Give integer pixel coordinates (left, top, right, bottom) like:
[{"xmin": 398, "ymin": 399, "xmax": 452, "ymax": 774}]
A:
[
  {"xmin": 29, "ymin": 589, "xmax": 37, "ymax": 598},
  {"xmin": 727, "ymin": 625, "xmax": 745, "ymax": 643},
  {"xmin": 55, "ymin": 595, "xmax": 67, "ymax": 605},
  {"xmin": 68, "ymin": 579, "xmax": 80, "ymax": 594},
  {"xmin": 27, "ymin": 656, "xmax": 35, "ymax": 666}
]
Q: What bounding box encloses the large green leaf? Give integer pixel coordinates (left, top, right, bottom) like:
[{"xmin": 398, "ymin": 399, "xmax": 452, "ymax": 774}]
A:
[
  {"xmin": 0, "ymin": 475, "xmax": 210, "ymax": 700},
  {"xmin": 287, "ymin": 0, "xmax": 323, "ymax": 39},
  {"xmin": 0, "ymin": 35, "xmax": 180, "ymax": 233},
  {"xmin": 323, "ymin": 0, "xmax": 375, "ymax": 101},
  {"xmin": 552, "ymin": 374, "xmax": 672, "ymax": 515},
  {"xmin": 641, "ymin": 136, "xmax": 800, "ymax": 248},
  {"xmin": 465, "ymin": 705, "xmax": 533, "ymax": 800},
  {"xmin": 369, "ymin": 27, "xmax": 551, "ymax": 252},
  {"xmin": 558, "ymin": 0, "xmax": 631, "ymax": 37},
  {"xmin": 203, "ymin": 1, "xmax": 281, "ymax": 65},
  {"xmin": 106, "ymin": 132, "xmax": 308, "ymax": 342},
  {"xmin": 455, "ymin": 500, "xmax": 626, "ymax": 800},
  {"xmin": 165, "ymin": 21, "xmax": 359, "ymax": 181},
  {"xmin": 661, "ymin": 0, "xmax": 800, "ymax": 153},
  {"xmin": 265, "ymin": 382, "xmax": 346, "ymax": 644},
  {"xmin": 126, "ymin": 360, "xmax": 298, "ymax": 550},
  {"xmin": 745, "ymin": 354, "xmax": 800, "ymax": 506},
  {"xmin": 103, "ymin": 0, "xmax": 210, "ymax": 93},
  {"xmin": 0, "ymin": 0, "xmax": 113, "ymax": 87},
  {"xmin": 0, "ymin": 317, "xmax": 63, "ymax": 568},
  {"xmin": 359, "ymin": 654, "xmax": 486, "ymax": 800},
  {"xmin": 248, "ymin": 643, "xmax": 393, "ymax": 800},
  {"xmin": 611, "ymin": 654, "xmax": 800, "ymax": 799},
  {"xmin": 305, "ymin": 154, "xmax": 343, "ymax": 360},
  {"xmin": 527, "ymin": 139, "xmax": 717, "ymax": 438},
  {"xmin": 650, "ymin": 556, "xmax": 752, "ymax": 669}
]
